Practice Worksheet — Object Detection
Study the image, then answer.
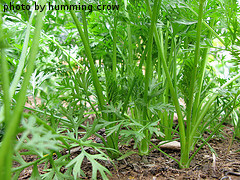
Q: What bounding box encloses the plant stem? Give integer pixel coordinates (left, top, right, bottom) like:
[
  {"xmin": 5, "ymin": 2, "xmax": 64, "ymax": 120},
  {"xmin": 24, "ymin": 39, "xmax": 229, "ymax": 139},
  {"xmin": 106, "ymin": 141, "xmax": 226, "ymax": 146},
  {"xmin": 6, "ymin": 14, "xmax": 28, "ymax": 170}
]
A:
[
  {"xmin": 189, "ymin": 103, "xmax": 236, "ymax": 163},
  {"xmin": 0, "ymin": 13, "xmax": 10, "ymax": 126},
  {"xmin": 80, "ymin": 0, "xmax": 89, "ymax": 46},
  {"xmin": 112, "ymin": 15, "xmax": 117, "ymax": 79},
  {"xmin": 192, "ymin": 19, "xmax": 215, "ymax": 125},
  {"xmin": 9, "ymin": 10, "xmax": 35, "ymax": 100},
  {"xmin": 124, "ymin": 0, "xmax": 133, "ymax": 74},
  {"xmin": 190, "ymin": 72, "xmax": 240, "ymax": 140},
  {"xmin": 185, "ymin": 0, "xmax": 205, "ymax": 164},
  {"xmin": 12, "ymin": 153, "xmax": 52, "ymax": 173},
  {"xmin": 140, "ymin": 0, "xmax": 160, "ymax": 155},
  {"xmin": 186, "ymin": 2, "xmax": 228, "ymax": 50},
  {"xmin": 0, "ymin": 49, "xmax": 12, "ymax": 180},
  {"xmin": 0, "ymin": 2, "xmax": 46, "ymax": 178},
  {"xmin": 163, "ymin": 22, "xmax": 170, "ymax": 139},
  {"xmin": 64, "ymin": 0, "xmax": 106, "ymax": 119},
  {"xmin": 145, "ymin": 0, "xmax": 186, "ymax": 163}
]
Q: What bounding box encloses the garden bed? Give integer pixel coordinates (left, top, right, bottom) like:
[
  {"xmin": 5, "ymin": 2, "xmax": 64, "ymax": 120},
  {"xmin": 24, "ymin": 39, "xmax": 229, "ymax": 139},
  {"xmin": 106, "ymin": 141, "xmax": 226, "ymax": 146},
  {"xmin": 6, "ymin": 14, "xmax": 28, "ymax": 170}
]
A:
[{"xmin": 14, "ymin": 126, "xmax": 240, "ymax": 180}]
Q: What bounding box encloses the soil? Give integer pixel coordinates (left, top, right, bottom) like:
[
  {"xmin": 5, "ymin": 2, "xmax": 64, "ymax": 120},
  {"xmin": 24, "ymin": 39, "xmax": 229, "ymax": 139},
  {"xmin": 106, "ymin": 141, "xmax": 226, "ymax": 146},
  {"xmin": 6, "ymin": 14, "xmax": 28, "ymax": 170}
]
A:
[{"xmin": 14, "ymin": 126, "xmax": 240, "ymax": 180}]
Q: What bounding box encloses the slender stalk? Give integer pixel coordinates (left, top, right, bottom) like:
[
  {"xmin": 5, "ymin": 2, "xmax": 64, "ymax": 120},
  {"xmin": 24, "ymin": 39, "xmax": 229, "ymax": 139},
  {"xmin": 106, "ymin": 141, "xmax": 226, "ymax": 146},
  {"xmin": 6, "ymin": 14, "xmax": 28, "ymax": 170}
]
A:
[
  {"xmin": 163, "ymin": 22, "xmax": 170, "ymax": 139},
  {"xmin": 146, "ymin": 2, "xmax": 186, "ymax": 167},
  {"xmin": 80, "ymin": 0, "xmax": 89, "ymax": 46},
  {"xmin": 112, "ymin": 15, "xmax": 117, "ymax": 79},
  {"xmin": 124, "ymin": 0, "xmax": 133, "ymax": 74},
  {"xmin": 12, "ymin": 153, "xmax": 51, "ymax": 173},
  {"xmin": 189, "ymin": 104, "xmax": 236, "ymax": 164},
  {"xmin": 103, "ymin": 16, "xmax": 127, "ymax": 64},
  {"xmin": 156, "ymin": 27, "xmax": 165, "ymax": 135},
  {"xmin": 185, "ymin": 2, "xmax": 228, "ymax": 50},
  {"xmin": 107, "ymin": 14, "xmax": 119, "ymax": 158},
  {"xmin": 172, "ymin": 36, "xmax": 178, "ymax": 99},
  {"xmin": 164, "ymin": 21, "xmax": 169, "ymax": 62},
  {"xmin": 0, "ymin": 11, "xmax": 10, "ymax": 126},
  {"xmin": 0, "ymin": 6, "xmax": 11, "ymax": 180},
  {"xmin": 64, "ymin": 0, "xmax": 106, "ymax": 119},
  {"xmin": 154, "ymin": 7, "xmax": 187, "ymax": 169},
  {"xmin": 190, "ymin": 72, "xmax": 240, "ymax": 141},
  {"xmin": 160, "ymin": 28, "xmax": 187, "ymax": 167},
  {"xmin": 192, "ymin": 19, "xmax": 215, "ymax": 125},
  {"xmin": 9, "ymin": 9, "xmax": 35, "ymax": 99},
  {"xmin": 185, "ymin": 0, "xmax": 205, "ymax": 162},
  {"xmin": 0, "ymin": 2, "xmax": 46, "ymax": 178},
  {"xmin": 140, "ymin": 0, "xmax": 160, "ymax": 155}
]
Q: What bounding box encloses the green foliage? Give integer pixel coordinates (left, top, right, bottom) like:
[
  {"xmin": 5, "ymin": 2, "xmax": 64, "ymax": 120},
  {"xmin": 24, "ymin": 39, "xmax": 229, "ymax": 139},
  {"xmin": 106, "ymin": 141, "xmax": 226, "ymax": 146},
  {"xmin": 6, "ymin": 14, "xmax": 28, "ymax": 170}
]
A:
[
  {"xmin": 0, "ymin": 0, "xmax": 240, "ymax": 178},
  {"xmin": 66, "ymin": 148, "xmax": 111, "ymax": 180}
]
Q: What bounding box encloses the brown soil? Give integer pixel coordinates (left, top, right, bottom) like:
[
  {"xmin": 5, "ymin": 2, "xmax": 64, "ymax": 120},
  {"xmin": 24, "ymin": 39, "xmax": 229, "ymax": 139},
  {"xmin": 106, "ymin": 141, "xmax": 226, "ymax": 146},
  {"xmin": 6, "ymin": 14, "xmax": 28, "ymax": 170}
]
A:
[{"xmin": 14, "ymin": 126, "xmax": 240, "ymax": 180}]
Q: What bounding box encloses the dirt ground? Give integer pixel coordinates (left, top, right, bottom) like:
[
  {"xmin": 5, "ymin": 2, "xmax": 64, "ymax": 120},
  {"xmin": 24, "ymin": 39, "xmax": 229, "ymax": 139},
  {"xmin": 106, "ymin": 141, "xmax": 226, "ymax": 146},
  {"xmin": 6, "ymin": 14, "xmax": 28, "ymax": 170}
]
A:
[{"xmin": 14, "ymin": 126, "xmax": 240, "ymax": 180}]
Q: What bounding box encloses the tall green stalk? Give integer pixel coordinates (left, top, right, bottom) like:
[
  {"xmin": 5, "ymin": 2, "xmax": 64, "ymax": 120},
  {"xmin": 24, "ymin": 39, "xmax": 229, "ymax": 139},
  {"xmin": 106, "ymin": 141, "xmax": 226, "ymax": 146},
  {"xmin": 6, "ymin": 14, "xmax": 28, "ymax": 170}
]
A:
[
  {"xmin": 0, "ymin": 7, "xmax": 10, "ymax": 127},
  {"xmin": 140, "ymin": 0, "xmax": 160, "ymax": 156},
  {"xmin": 0, "ymin": 6, "xmax": 11, "ymax": 179},
  {"xmin": 80, "ymin": 0, "xmax": 89, "ymax": 46},
  {"xmin": 145, "ymin": 0, "xmax": 186, "ymax": 166},
  {"xmin": 162, "ymin": 21, "xmax": 176, "ymax": 140},
  {"xmin": 192, "ymin": 19, "xmax": 215, "ymax": 125},
  {"xmin": 0, "ymin": 1, "xmax": 46, "ymax": 178},
  {"xmin": 112, "ymin": 14, "xmax": 117, "ymax": 79},
  {"xmin": 109, "ymin": 14, "xmax": 119, "ymax": 158},
  {"xmin": 9, "ymin": 10, "xmax": 35, "ymax": 100},
  {"xmin": 191, "ymin": 72, "xmax": 240, "ymax": 140},
  {"xmin": 0, "ymin": 9, "xmax": 36, "ymax": 122},
  {"xmin": 184, "ymin": 0, "xmax": 205, "ymax": 164},
  {"xmin": 124, "ymin": 0, "xmax": 133, "ymax": 74},
  {"xmin": 64, "ymin": 0, "xmax": 106, "ymax": 117},
  {"xmin": 64, "ymin": 0, "xmax": 122, "ymax": 158},
  {"xmin": 163, "ymin": 22, "xmax": 170, "ymax": 139}
]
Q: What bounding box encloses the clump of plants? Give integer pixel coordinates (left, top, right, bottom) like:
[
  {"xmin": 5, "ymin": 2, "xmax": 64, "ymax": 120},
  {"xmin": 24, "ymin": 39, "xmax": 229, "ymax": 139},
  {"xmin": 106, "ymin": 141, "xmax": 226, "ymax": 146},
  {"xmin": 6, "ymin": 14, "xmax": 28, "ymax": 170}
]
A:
[{"xmin": 0, "ymin": 0, "xmax": 239, "ymax": 179}]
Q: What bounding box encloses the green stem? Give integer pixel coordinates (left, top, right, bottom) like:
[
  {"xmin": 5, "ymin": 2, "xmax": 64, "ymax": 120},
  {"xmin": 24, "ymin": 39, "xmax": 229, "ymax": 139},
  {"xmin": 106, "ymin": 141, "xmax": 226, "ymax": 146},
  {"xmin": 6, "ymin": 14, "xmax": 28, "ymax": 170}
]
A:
[
  {"xmin": 163, "ymin": 22, "xmax": 170, "ymax": 139},
  {"xmin": 80, "ymin": 0, "xmax": 89, "ymax": 46},
  {"xmin": 145, "ymin": 0, "xmax": 186, "ymax": 162},
  {"xmin": 190, "ymin": 72, "xmax": 240, "ymax": 142},
  {"xmin": 12, "ymin": 153, "xmax": 51, "ymax": 173},
  {"xmin": 186, "ymin": 2, "xmax": 228, "ymax": 50},
  {"xmin": 0, "ymin": 15, "xmax": 10, "ymax": 127},
  {"xmin": 112, "ymin": 15, "xmax": 117, "ymax": 79},
  {"xmin": 0, "ymin": 2, "xmax": 46, "ymax": 178},
  {"xmin": 185, "ymin": 0, "xmax": 205, "ymax": 162},
  {"xmin": 189, "ymin": 104, "xmax": 236, "ymax": 164},
  {"xmin": 140, "ymin": 0, "xmax": 160, "ymax": 156},
  {"xmin": 124, "ymin": 0, "xmax": 133, "ymax": 74},
  {"xmin": 64, "ymin": 0, "xmax": 106, "ymax": 120},
  {"xmin": 9, "ymin": 10, "xmax": 35, "ymax": 100},
  {"xmin": 192, "ymin": 19, "xmax": 215, "ymax": 125},
  {"xmin": 151, "ymin": 7, "xmax": 187, "ymax": 168}
]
